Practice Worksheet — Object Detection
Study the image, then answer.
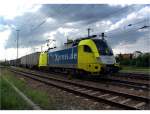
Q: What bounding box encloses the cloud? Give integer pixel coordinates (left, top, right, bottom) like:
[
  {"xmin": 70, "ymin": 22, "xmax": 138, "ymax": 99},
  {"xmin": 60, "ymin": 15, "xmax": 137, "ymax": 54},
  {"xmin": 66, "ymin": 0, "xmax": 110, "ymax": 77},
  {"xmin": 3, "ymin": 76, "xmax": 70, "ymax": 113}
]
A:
[
  {"xmin": 40, "ymin": 4, "xmax": 133, "ymax": 24},
  {"xmin": 0, "ymin": 4, "xmax": 149, "ymax": 56},
  {"xmin": 4, "ymin": 11, "xmax": 58, "ymax": 48},
  {"xmin": 0, "ymin": 30, "xmax": 11, "ymax": 60},
  {"xmin": 113, "ymin": 36, "xmax": 150, "ymax": 54},
  {"xmin": 108, "ymin": 6, "xmax": 150, "ymax": 32},
  {"xmin": 106, "ymin": 5, "xmax": 150, "ymax": 47}
]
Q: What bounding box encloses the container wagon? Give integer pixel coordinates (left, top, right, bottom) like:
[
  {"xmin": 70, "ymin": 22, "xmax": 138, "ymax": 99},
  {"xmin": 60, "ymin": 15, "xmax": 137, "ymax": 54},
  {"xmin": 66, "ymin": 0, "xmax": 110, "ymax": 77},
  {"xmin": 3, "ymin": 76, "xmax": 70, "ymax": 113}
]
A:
[{"xmin": 21, "ymin": 52, "xmax": 40, "ymax": 68}]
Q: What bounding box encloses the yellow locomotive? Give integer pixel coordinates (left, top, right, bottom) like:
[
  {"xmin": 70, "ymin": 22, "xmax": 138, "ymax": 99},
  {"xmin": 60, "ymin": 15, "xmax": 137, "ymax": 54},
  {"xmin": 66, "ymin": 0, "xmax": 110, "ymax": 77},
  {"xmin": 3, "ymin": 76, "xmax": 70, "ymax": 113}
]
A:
[{"xmin": 38, "ymin": 33, "xmax": 120, "ymax": 75}]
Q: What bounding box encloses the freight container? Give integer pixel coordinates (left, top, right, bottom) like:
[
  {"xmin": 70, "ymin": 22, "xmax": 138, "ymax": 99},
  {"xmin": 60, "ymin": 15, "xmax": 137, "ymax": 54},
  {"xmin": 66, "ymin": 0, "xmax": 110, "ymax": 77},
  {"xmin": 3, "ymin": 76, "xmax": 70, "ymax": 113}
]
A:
[{"xmin": 21, "ymin": 52, "xmax": 40, "ymax": 68}]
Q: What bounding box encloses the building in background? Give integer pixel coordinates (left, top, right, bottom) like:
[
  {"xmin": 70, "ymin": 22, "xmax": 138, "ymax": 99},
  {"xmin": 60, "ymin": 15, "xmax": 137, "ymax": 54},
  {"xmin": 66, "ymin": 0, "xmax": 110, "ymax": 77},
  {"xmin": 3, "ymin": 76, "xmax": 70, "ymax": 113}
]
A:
[
  {"xmin": 116, "ymin": 53, "xmax": 133, "ymax": 60},
  {"xmin": 133, "ymin": 51, "xmax": 142, "ymax": 58},
  {"xmin": 116, "ymin": 51, "xmax": 143, "ymax": 60}
]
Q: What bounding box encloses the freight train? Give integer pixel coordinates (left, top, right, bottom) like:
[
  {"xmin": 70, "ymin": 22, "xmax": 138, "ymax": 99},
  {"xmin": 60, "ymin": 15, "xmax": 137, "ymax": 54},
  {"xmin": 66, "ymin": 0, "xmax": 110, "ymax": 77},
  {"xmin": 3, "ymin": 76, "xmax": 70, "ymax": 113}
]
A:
[{"xmin": 9, "ymin": 33, "xmax": 120, "ymax": 75}]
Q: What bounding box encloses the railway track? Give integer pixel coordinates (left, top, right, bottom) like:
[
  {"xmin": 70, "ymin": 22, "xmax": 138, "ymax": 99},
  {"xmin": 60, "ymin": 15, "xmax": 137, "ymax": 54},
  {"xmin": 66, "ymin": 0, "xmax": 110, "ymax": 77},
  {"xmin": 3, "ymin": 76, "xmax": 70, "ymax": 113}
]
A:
[
  {"xmin": 8, "ymin": 67, "xmax": 150, "ymax": 110},
  {"xmin": 9, "ymin": 66, "xmax": 150, "ymax": 91},
  {"xmin": 96, "ymin": 76, "xmax": 150, "ymax": 91},
  {"xmin": 43, "ymin": 68, "xmax": 150, "ymax": 91},
  {"xmin": 101, "ymin": 72, "xmax": 150, "ymax": 91},
  {"xmin": 41, "ymin": 69, "xmax": 150, "ymax": 91},
  {"xmin": 116, "ymin": 72, "xmax": 150, "ymax": 80}
]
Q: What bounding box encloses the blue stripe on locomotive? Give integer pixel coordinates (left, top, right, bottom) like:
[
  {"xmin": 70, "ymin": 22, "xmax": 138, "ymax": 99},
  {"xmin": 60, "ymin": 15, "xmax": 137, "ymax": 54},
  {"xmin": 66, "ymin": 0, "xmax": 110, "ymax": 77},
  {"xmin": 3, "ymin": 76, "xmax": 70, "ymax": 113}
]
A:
[{"xmin": 48, "ymin": 46, "xmax": 77, "ymax": 65}]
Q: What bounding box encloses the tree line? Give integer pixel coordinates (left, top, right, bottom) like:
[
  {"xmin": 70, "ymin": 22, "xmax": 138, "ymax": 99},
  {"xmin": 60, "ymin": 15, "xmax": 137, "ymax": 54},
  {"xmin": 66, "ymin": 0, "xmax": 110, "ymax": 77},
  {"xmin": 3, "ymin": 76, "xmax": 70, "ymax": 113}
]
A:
[{"xmin": 116, "ymin": 53, "xmax": 150, "ymax": 67}]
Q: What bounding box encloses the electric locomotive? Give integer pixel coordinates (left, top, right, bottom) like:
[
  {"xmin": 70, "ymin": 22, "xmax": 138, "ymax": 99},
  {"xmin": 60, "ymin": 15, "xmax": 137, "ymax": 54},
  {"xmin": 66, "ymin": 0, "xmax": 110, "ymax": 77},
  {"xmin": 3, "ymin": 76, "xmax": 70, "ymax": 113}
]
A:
[{"xmin": 39, "ymin": 33, "xmax": 120, "ymax": 75}]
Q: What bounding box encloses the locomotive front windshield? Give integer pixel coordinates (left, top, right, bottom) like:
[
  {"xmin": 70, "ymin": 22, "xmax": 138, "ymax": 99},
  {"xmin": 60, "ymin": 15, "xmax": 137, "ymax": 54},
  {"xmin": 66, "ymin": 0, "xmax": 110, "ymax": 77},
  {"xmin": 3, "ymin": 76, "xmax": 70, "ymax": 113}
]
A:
[{"xmin": 93, "ymin": 39, "xmax": 113, "ymax": 56}]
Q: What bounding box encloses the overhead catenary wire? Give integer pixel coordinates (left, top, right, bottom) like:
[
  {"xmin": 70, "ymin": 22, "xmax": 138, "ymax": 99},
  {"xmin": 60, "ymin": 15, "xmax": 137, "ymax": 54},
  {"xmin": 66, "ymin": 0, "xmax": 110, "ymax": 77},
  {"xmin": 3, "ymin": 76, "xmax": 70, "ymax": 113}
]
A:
[
  {"xmin": 30, "ymin": 20, "xmax": 47, "ymax": 32},
  {"xmin": 8, "ymin": 5, "xmax": 150, "ymax": 49},
  {"xmin": 28, "ymin": 5, "xmax": 132, "ymax": 39},
  {"xmin": 81, "ymin": 5, "xmax": 150, "ymax": 38},
  {"xmin": 14, "ymin": 5, "xmax": 137, "ymax": 41},
  {"xmin": 26, "ymin": 5, "xmax": 68, "ymax": 50}
]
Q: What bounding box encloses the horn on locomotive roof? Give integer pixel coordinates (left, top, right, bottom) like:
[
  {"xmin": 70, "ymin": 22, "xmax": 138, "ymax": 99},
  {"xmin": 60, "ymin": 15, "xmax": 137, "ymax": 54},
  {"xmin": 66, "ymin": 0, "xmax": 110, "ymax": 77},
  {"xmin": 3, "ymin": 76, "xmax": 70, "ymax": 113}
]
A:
[{"xmin": 99, "ymin": 32, "xmax": 107, "ymax": 40}]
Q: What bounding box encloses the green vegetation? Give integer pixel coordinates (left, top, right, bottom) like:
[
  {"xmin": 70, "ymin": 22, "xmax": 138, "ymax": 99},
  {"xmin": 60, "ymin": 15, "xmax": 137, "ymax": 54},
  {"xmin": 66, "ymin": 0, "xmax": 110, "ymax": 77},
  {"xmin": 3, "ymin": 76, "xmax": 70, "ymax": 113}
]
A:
[
  {"xmin": 0, "ymin": 68, "xmax": 56, "ymax": 110},
  {"xmin": 0, "ymin": 77, "xmax": 31, "ymax": 110},
  {"xmin": 116, "ymin": 53, "xmax": 150, "ymax": 74},
  {"xmin": 0, "ymin": 61, "xmax": 9, "ymax": 66},
  {"xmin": 116, "ymin": 53, "xmax": 150, "ymax": 67},
  {"xmin": 120, "ymin": 66, "xmax": 150, "ymax": 74}
]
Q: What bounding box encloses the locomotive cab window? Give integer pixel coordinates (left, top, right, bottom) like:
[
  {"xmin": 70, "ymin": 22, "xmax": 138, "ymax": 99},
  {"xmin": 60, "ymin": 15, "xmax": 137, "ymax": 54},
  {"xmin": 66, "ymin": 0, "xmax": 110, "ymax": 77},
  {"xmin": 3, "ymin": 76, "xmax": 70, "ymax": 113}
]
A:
[
  {"xmin": 93, "ymin": 39, "xmax": 113, "ymax": 56},
  {"xmin": 84, "ymin": 45, "xmax": 92, "ymax": 52}
]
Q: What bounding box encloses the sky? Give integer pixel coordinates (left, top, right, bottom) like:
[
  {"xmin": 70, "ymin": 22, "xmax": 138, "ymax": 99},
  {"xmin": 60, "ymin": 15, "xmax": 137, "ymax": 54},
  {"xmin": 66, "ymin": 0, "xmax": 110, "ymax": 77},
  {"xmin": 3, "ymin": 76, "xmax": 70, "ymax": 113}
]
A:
[{"xmin": 0, "ymin": 1, "xmax": 150, "ymax": 60}]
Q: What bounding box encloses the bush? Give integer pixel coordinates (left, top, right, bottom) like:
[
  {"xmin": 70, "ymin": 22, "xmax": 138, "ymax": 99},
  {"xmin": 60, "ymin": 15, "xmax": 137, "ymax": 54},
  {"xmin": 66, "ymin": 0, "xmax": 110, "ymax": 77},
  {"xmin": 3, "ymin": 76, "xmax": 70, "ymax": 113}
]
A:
[{"xmin": 117, "ymin": 53, "xmax": 150, "ymax": 67}]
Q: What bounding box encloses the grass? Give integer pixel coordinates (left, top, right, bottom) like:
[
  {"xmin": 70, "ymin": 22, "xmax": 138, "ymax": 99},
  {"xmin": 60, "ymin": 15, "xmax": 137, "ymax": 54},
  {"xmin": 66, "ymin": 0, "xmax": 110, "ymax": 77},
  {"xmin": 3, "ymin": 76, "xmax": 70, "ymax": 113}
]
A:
[
  {"xmin": 120, "ymin": 66, "xmax": 150, "ymax": 74},
  {"xmin": 0, "ymin": 68, "xmax": 57, "ymax": 110},
  {"xmin": 0, "ymin": 76, "xmax": 31, "ymax": 110}
]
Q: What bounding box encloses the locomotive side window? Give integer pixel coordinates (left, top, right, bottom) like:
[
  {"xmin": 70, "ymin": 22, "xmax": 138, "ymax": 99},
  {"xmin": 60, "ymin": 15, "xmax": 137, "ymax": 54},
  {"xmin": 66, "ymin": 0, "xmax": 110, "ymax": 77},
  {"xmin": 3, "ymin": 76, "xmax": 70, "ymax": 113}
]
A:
[{"xmin": 84, "ymin": 45, "xmax": 92, "ymax": 52}]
